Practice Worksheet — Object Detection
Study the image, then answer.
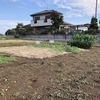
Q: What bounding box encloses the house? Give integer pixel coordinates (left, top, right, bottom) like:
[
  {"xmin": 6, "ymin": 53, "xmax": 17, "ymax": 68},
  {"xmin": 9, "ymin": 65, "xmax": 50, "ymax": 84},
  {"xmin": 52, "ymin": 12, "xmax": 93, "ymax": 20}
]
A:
[
  {"xmin": 30, "ymin": 10, "xmax": 73, "ymax": 33},
  {"xmin": 59, "ymin": 22, "xmax": 73, "ymax": 33},
  {"xmin": 74, "ymin": 23, "xmax": 90, "ymax": 31}
]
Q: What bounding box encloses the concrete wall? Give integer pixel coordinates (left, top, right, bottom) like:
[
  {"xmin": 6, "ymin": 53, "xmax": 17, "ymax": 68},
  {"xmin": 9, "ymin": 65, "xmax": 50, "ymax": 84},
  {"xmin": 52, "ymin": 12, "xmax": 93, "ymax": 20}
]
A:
[
  {"xmin": 20, "ymin": 34, "xmax": 72, "ymax": 41},
  {"xmin": 19, "ymin": 34, "xmax": 100, "ymax": 42}
]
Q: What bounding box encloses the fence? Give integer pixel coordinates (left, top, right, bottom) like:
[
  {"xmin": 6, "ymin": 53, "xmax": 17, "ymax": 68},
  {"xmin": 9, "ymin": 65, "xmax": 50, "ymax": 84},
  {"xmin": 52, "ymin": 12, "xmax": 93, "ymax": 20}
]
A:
[
  {"xmin": 19, "ymin": 34, "xmax": 100, "ymax": 42},
  {"xmin": 20, "ymin": 34, "xmax": 72, "ymax": 41}
]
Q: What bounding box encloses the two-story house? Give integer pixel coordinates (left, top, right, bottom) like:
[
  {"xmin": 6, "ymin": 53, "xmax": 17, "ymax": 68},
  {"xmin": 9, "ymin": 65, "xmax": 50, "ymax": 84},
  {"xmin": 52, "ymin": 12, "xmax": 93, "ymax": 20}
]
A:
[{"xmin": 30, "ymin": 10, "xmax": 73, "ymax": 33}]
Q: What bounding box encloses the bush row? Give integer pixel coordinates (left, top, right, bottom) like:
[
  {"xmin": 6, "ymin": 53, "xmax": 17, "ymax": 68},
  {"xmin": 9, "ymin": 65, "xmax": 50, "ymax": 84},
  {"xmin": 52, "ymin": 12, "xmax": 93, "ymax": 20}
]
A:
[{"xmin": 67, "ymin": 34, "xmax": 95, "ymax": 49}]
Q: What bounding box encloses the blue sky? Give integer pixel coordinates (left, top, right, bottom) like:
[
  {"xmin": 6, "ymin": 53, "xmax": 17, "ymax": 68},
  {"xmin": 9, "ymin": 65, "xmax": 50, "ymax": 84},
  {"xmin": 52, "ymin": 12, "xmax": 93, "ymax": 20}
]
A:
[{"xmin": 0, "ymin": 0, "xmax": 100, "ymax": 34}]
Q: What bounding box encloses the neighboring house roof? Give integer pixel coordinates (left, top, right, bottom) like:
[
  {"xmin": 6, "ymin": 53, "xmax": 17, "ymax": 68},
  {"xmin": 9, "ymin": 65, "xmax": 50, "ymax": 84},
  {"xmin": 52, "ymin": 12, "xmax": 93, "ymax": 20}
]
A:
[
  {"xmin": 74, "ymin": 23, "xmax": 90, "ymax": 27},
  {"xmin": 30, "ymin": 10, "xmax": 63, "ymax": 16},
  {"xmin": 24, "ymin": 24, "xmax": 31, "ymax": 27},
  {"xmin": 63, "ymin": 22, "xmax": 73, "ymax": 26}
]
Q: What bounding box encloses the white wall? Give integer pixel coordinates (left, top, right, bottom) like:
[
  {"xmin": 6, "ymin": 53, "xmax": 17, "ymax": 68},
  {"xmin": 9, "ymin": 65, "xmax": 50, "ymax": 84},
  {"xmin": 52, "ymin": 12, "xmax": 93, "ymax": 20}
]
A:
[
  {"xmin": 40, "ymin": 15, "xmax": 45, "ymax": 20},
  {"xmin": 31, "ymin": 15, "xmax": 52, "ymax": 27}
]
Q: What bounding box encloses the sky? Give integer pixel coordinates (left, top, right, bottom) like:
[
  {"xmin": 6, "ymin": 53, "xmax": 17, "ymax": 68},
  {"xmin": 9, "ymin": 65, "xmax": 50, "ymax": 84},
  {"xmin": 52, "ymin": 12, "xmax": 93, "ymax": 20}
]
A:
[{"xmin": 0, "ymin": 0, "xmax": 100, "ymax": 34}]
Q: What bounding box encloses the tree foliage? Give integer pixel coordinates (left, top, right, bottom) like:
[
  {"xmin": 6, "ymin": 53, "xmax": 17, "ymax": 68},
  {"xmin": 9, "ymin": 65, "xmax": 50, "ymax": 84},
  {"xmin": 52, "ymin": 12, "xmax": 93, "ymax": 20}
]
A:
[
  {"xmin": 16, "ymin": 23, "xmax": 26, "ymax": 35},
  {"xmin": 5, "ymin": 23, "xmax": 34, "ymax": 36},
  {"xmin": 5, "ymin": 29, "xmax": 16, "ymax": 36},
  {"xmin": 51, "ymin": 11, "xmax": 63, "ymax": 31},
  {"xmin": 24, "ymin": 24, "xmax": 33, "ymax": 34},
  {"xmin": 88, "ymin": 16, "xmax": 98, "ymax": 30},
  {"xmin": 68, "ymin": 34, "xmax": 95, "ymax": 49}
]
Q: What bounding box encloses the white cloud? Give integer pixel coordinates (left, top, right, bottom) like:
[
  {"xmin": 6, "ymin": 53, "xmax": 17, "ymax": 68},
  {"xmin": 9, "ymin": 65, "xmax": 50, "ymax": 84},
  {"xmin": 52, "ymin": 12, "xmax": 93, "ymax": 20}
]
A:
[
  {"xmin": 52, "ymin": 0, "xmax": 100, "ymax": 17},
  {"xmin": 36, "ymin": 1, "xmax": 45, "ymax": 7},
  {"xmin": 66, "ymin": 10, "xmax": 83, "ymax": 18},
  {"xmin": 0, "ymin": 20, "xmax": 29, "ymax": 34}
]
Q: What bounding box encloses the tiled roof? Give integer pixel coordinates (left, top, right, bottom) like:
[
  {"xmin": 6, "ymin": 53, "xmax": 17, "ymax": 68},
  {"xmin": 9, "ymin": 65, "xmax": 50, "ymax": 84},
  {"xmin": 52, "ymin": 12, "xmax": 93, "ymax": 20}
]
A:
[
  {"xmin": 63, "ymin": 22, "xmax": 73, "ymax": 26},
  {"xmin": 30, "ymin": 10, "xmax": 62, "ymax": 16}
]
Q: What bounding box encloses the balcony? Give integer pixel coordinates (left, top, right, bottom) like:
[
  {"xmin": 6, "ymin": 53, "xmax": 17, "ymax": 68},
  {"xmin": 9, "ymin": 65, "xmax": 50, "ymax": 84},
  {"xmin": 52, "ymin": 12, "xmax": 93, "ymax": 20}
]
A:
[{"xmin": 31, "ymin": 19, "xmax": 52, "ymax": 27}]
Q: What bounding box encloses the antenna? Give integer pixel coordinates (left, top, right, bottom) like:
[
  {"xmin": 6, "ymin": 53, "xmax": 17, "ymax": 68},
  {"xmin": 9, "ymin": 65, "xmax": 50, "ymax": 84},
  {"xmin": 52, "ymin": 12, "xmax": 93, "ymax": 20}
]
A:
[{"xmin": 46, "ymin": 0, "xmax": 48, "ymax": 10}]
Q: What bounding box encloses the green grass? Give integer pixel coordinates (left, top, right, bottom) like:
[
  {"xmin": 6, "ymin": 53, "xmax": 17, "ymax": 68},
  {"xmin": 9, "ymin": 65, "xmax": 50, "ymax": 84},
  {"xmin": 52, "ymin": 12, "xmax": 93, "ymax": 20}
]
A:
[
  {"xmin": 0, "ymin": 42, "xmax": 34, "ymax": 47},
  {"xmin": 66, "ymin": 45, "xmax": 80, "ymax": 53},
  {"xmin": 0, "ymin": 52, "xmax": 16, "ymax": 64},
  {"xmin": 33, "ymin": 42, "xmax": 80, "ymax": 53},
  {"xmin": 0, "ymin": 36, "xmax": 15, "ymax": 40}
]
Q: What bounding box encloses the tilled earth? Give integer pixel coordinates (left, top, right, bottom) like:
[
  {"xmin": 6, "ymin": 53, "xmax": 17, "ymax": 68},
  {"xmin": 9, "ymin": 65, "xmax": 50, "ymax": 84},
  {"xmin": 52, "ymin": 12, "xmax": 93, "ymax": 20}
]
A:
[{"xmin": 0, "ymin": 46, "xmax": 100, "ymax": 100}]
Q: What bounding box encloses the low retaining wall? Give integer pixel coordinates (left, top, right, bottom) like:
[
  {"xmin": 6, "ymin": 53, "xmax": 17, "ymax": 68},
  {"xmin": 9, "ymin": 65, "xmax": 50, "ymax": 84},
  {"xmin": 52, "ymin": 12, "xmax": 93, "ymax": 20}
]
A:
[
  {"xmin": 19, "ymin": 34, "xmax": 100, "ymax": 42},
  {"xmin": 20, "ymin": 34, "xmax": 72, "ymax": 41}
]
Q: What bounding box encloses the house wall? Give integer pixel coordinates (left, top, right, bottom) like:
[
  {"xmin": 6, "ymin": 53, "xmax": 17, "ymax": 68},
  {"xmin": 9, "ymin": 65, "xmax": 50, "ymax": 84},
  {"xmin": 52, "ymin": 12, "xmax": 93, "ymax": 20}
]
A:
[{"xmin": 31, "ymin": 14, "xmax": 52, "ymax": 27}]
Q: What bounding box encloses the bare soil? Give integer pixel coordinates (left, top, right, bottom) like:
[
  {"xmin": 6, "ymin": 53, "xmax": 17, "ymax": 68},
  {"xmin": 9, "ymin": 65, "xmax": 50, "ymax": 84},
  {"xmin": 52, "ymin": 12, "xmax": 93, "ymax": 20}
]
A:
[
  {"xmin": 0, "ymin": 46, "xmax": 100, "ymax": 100},
  {"xmin": 0, "ymin": 46, "xmax": 60, "ymax": 58}
]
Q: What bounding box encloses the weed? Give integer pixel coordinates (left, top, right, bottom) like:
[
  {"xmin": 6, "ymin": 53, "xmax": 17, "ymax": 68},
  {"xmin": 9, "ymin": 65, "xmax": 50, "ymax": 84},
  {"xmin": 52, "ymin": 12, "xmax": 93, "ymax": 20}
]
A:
[
  {"xmin": 32, "ymin": 91, "xmax": 37, "ymax": 99},
  {"xmin": 48, "ymin": 78, "xmax": 53, "ymax": 83},
  {"xmin": 13, "ymin": 92, "xmax": 20, "ymax": 97},
  {"xmin": 66, "ymin": 45, "xmax": 80, "ymax": 53},
  {"xmin": 37, "ymin": 95, "xmax": 42, "ymax": 99},
  {"xmin": 78, "ymin": 97, "xmax": 83, "ymax": 100},
  {"xmin": 56, "ymin": 68, "xmax": 62, "ymax": 73},
  {"xmin": 0, "ymin": 52, "xmax": 16, "ymax": 64},
  {"xmin": 93, "ymin": 62, "xmax": 98, "ymax": 67},
  {"xmin": 0, "ymin": 89, "xmax": 4, "ymax": 96},
  {"xmin": 33, "ymin": 41, "xmax": 80, "ymax": 53},
  {"xmin": 61, "ymin": 77, "xmax": 71, "ymax": 83},
  {"xmin": 32, "ymin": 92, "xmax": 42, "ymax": 100}
]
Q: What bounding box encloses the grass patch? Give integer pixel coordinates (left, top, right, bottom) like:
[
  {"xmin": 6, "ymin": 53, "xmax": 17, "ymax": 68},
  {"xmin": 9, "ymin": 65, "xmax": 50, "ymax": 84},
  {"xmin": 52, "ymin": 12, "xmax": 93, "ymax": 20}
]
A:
[
  {"xmin": 0, "ymin": 52, "xmax": 16, "ymax": 64},
  {"xmin": 33, "ymin": 42, "xmax": 80, "ymax": 53},
  {"xmin": 0, "ymin": 36, "xmax": 15, "ymax": 40},
  {"xmin": 0, "ymin": 40, "xmax": 34, "ymax": 47},
  {"xmin": 0, "ymin": 42, "xmax": 34, "ymax": 47},
  {"xmin": 66, "ymin": 45, "xmax": 80, "ymax": 53}
]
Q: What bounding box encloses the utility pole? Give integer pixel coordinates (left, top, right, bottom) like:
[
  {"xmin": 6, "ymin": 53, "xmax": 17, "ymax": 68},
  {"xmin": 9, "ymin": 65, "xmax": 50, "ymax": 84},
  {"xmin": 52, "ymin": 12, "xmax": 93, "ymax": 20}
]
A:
[{"xmin": 95, "ymin": 0, "xmax": 98, "ymax": 18}]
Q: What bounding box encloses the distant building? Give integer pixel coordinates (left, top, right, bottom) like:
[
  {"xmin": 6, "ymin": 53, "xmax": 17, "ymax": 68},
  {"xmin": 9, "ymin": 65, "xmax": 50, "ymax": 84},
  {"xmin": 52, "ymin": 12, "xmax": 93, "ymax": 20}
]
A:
[
  {"xmin": 30, "ymin": 10, "xmax": 73, "ymax": 33},
  {"xmin": 74, "ymin": 23, "xmax": 90, "ymax": 31}
]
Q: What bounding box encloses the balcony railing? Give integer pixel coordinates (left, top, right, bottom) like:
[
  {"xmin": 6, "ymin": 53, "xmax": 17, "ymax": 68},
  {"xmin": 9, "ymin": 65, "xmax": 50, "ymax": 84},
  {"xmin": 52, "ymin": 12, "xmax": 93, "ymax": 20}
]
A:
[{"xmin": 31, "ymin": 19, "xmax": 52, "ymax": 27}]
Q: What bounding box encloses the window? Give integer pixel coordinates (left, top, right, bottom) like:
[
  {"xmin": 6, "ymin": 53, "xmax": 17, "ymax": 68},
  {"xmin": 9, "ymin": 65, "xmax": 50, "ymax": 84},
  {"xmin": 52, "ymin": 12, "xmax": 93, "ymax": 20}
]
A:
[
  {"xmin": 44, "ymin": 15, "xmax": 50, "ymax": 23},
  {"xmin": 35, "ymin": 17, "xmax": 40, "ymax": 20},
  {"xmin": 45, "ymin": 15, "xmax": 50, "ymax": 19},
  {"xmin": 34, "ymin": 17, "xmax": 40, "ymax": 23}
]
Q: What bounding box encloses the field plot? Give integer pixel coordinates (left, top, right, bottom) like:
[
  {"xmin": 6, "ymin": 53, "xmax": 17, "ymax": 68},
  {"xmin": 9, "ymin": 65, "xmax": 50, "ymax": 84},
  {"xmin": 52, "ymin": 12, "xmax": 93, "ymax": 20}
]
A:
[{"xmin": 0, "ymin": 38, "xmax": 100, "ymax": 100}]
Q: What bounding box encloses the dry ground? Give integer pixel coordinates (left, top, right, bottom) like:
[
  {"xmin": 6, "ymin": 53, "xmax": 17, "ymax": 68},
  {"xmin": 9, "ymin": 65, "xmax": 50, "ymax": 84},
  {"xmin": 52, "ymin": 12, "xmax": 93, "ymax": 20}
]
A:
[
  {"xmin": 0, "ymin": 44, "xmax": 100, "ymax": 100},
  {"xmin": 0, "ymin": 46, "xmax": 67, "ymax": 58}
]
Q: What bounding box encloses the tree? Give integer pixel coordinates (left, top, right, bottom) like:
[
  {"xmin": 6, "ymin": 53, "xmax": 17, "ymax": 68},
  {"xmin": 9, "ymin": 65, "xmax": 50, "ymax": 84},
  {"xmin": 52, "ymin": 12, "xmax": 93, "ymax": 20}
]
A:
[
  {"xmin": 51, "ymin": 11, "xmax": 63, "ymax": 32},
  {"xmin": 24, "ymin": 24, "xmax": 33, "ymax": 34},
  {"xmin": 88, "ymin": 16, "xmax": 98, "ymax": 30},
  {"xmin": 16, "ymin": 23, "xmax": 23, "ymax": 29},
  {"xmin": 16, "ymin": 23, "xmax": 26, "ymax": 35},
  {"xmin": 5, "ymin": 29, "xmax": 16, "ymax": 36}
]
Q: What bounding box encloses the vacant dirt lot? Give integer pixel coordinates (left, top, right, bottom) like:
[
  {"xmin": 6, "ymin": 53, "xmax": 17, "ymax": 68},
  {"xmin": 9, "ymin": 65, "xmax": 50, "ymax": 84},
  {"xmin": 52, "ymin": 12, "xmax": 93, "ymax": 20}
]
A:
[
  {"xmin": 0, "ymin": 46, "xmax": 60, "ymax": 58},
  {"xmin": 0, "ymin": 45, "xmax": 100, "ymax": 100}
]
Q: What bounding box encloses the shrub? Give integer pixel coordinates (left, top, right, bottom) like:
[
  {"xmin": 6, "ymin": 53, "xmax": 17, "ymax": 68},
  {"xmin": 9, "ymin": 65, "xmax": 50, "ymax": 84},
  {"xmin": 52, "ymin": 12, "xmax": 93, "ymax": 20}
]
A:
[
  {"xmin": 67, "ymin": 34, "xmax": 95, "ymax": 49},
  {"xmin": 55, "ymin": 30, "xmax": 65, "ymax": 34},
  {"xmin": 52, "ymin": 29, "xmax": 65, "ymax": 34},
  {"xmin": 84, "ymin": 29, "xmax": 98, "ymax": 35},
  {"xmin": 40, "ymin": 29, "xmax": 48, "ymax": 35}
]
